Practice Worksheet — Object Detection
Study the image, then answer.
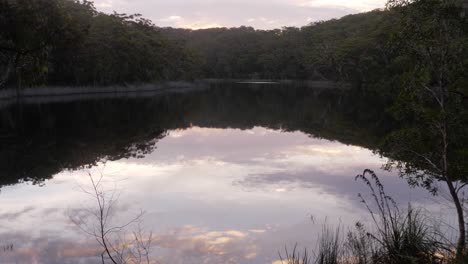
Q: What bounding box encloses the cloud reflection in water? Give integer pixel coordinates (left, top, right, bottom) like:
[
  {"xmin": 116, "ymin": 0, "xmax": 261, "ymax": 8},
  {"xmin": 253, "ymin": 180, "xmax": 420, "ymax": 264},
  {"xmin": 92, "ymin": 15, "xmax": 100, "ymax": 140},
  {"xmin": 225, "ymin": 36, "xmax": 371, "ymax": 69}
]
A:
[{"xmin": 0, "ymin": 127, "xmax": 432, "ymax": 263}]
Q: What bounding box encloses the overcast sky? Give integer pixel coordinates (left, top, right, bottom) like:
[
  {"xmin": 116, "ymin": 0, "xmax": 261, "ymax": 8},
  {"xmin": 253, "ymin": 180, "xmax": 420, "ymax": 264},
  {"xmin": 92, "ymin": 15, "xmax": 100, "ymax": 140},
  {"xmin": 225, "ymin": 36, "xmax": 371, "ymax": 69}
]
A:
[{"xmin": 93, "ymin": 0, "xmax": 387, "ymax": 29}]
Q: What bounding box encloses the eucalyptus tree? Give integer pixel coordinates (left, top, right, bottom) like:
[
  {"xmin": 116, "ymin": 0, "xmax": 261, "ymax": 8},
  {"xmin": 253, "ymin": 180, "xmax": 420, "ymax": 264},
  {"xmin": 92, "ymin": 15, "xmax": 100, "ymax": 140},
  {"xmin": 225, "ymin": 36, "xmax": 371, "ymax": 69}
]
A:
[
  {"xmin": 0, "ymin": 0, "xmax": 65, "ymax": 90},
  {"xmin": 380, "ymin": 0, "xmax": 468, "ymax": 259}
]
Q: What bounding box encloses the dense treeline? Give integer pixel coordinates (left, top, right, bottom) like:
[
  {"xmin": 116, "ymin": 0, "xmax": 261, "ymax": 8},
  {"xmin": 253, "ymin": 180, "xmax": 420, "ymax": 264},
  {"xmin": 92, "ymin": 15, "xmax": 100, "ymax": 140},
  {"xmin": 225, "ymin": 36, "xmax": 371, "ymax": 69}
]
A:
[
  {"xmin": 0, "ymin": 0, "xmax": 195, "ymax": 88},
  {"xmin": 1, "ymin": 0, "xmax": 465, "ymax": 90},
  {"xmin": 160, "ymin": 10, "xmax": 394, "ymax": 82},
  {"xmin": 1, "ymin": 0, "xmax": 467, "ymax": 91}
]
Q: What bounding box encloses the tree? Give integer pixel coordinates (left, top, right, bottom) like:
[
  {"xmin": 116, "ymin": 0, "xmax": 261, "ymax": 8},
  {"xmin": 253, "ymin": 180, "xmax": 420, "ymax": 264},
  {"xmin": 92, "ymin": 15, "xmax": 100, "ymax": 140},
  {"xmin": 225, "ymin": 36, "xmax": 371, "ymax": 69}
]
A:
[
  {"xmin": 70, "ymin": 172, "xmax": 154, "ymax": 264},
  {"xmin": 0, "ymin": 0, "xmax": 194, "ymax": 89},
  {"xmin": 0, "ymin": 0, "xmax": 69, "ymax": 91},
  {"xmin": 381, "ymin": 0, "xmax": 468, "ymax": 259}
]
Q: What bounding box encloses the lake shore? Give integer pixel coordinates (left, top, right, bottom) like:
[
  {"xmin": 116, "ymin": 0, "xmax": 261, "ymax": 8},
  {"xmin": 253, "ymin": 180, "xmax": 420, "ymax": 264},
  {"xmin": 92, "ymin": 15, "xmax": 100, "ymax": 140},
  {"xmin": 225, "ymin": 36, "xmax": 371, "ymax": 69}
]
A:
[
  {"xmin": 0, "ymin": 81, "xmax": 204, "ymax": 100},
  {"xmin": 0, "ymin": 80, "xmax": 348, "ymax": 102}
]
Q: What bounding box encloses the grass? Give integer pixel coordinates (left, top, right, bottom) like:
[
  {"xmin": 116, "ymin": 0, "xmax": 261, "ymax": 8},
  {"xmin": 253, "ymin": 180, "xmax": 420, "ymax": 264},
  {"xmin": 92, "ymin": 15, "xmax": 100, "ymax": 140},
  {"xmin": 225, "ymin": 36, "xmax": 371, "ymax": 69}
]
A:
[
  {"xmin": 280, "ymin": 170, "xmax": 458, "ymax": 264},
  {"xmin": 279, "ymin": 244, "xmax": 311, "ymax": 264}
]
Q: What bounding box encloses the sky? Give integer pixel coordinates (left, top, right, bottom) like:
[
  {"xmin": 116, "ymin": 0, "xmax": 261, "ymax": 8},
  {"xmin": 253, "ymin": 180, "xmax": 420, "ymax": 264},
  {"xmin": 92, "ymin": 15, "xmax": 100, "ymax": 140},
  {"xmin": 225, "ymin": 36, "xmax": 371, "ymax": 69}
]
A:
[{"xmin": 93, "ymin": 0, "xmax": 388, "ymax": 29}]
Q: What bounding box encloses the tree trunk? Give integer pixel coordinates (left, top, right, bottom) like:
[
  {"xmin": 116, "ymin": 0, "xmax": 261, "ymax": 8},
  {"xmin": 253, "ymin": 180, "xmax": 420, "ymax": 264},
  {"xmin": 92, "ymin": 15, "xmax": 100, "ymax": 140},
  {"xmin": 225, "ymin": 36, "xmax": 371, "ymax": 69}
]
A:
[
  {"xmin": 446, "ymin": 179, "xmax": 466, "ymax": 259},
  {"xmin": 0, "ymin": 58, "xmax": 13, "ymax": 87},
  {"xmin": 16, "ymin": 70, "xmax": 21, "ymax": 98},
  {"xmin": 14, "ymin": 54, "xmax": 21, "ymax": 99},
  {"xmin": 441, "ymin": 117, "xmax": 466, "ymax": 259}
]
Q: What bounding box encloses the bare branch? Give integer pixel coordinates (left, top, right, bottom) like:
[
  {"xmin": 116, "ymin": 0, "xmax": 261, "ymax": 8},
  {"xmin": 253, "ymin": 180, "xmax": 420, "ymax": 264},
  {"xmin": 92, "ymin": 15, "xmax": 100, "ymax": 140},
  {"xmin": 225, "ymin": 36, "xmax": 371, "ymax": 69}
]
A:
[{"xmin": 70, "ymin": 172, "xmax": 155, "ymax": 264}]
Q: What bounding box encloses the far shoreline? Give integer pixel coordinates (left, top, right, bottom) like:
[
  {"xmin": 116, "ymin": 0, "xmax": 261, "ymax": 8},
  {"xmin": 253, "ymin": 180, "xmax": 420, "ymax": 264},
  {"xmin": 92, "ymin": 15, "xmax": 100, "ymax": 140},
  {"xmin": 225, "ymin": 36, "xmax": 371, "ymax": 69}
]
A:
[{"xmin": 0, "ymin": 80, "xmax": 349, "ymax": 104}]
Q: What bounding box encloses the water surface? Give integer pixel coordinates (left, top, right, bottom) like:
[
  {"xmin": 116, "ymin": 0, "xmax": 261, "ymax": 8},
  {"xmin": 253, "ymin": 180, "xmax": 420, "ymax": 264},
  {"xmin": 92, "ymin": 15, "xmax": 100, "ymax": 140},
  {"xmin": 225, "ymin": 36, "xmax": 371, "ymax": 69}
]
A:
[{"xmin": 0, "ymin": 83, "xmax": 438, "ymax": 263}]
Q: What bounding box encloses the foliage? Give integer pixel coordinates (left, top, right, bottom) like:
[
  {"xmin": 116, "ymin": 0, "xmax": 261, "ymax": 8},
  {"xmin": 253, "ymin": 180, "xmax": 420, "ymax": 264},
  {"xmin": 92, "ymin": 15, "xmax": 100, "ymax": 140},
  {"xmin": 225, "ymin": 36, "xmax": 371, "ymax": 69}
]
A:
[
  {"xmin": 381, "ymin": 0, "xmax": 468, "ymax": 185},
  {"xmin": 375, "ymin": 0, "xmax": 468, "ymax": 257},
  {"xmin": 159, "ymin": 11, "xmax": 395, "ymax": 82},
  {"xmin": 0, "ymin": 0, "xmax": 194, "ymax": 88},
  {"xmin": 1, "ymin": 0, "xmax": 466, "ymax": 92},
  {"xmin": 3, "ymin": 0, "xmax": 465, "ymax": 91}
]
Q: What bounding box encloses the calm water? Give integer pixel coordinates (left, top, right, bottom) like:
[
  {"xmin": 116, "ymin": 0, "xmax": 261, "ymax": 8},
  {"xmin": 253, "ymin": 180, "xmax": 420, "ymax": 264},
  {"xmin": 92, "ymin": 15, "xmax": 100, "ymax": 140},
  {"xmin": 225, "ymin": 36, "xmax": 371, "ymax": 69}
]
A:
[{"xmin": 0, "ymin": 83, "xmax": 445, "ymax": 263}]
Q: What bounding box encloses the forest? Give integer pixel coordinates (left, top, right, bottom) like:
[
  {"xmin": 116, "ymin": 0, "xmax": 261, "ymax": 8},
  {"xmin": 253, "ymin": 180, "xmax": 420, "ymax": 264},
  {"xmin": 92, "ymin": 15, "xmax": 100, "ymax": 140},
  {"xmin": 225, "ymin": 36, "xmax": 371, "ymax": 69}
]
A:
[
  {"xmin": 0, "ymin": 0, "xmax": 396, "ymax": 87},
  {"xmin": 0, "ymin": 0, "xmax": 465, "ymax": 90}
]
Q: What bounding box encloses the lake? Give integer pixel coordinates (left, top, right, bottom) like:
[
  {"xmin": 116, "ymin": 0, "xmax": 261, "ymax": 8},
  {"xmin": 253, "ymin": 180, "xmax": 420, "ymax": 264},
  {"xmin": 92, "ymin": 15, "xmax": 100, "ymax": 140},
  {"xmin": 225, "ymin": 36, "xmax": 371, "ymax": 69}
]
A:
[{"xmin": 0, "ymin": 82, "xmax": 446, "ymax": 264}]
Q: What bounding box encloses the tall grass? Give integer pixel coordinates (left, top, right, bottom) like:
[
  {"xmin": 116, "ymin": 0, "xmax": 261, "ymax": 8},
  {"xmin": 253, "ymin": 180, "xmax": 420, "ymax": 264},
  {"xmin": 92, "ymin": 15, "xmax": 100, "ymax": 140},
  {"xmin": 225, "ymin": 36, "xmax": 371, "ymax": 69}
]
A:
[
  {"xmin": 355, "ymin": 169, "xmax": 445, "ymax": 264},
  {"xmin": 315, "ymin": 224, "xmax": 343, "ymax": 264},
  {"xmin": 279, "ymin": 244, "xmax": 311, "ymax": 264},
  {"xmin": 280, "ymin": 170, "xmax": 455, "ymax": 264},
  {"xmin": 345, "ymin": 222, "xmax": 378, "ymax": 264}
]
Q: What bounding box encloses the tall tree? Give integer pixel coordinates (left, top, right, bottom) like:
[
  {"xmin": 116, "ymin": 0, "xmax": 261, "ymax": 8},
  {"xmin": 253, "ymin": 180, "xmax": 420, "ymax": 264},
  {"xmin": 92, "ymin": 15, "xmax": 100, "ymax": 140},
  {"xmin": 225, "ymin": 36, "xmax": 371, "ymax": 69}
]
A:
[
  {"xmin": 381, "ymin": 0, "xmax": 468, "ymax": 259},
  {"xmin": 0, "ymin": 0, "xmax": 69, "ymax": 92}
]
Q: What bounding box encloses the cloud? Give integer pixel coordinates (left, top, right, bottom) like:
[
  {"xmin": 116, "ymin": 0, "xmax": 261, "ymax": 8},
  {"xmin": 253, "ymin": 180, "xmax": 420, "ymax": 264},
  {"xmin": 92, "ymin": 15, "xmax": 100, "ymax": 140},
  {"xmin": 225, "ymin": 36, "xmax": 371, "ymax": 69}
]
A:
[
  {"xmin": 152, "ymin": 225, "xmax": 260, "ymax": 262},
  {"xmin": 159, "ymin": 15, "xmax": 183, "ymax": 22},
  {"xmin": 92, "ymin": 0, "xmax": 386, "ymax": 29},
  {"xmin": 95, "ymin": 0, "xmax": 113, "ymax": 8},
  {"xmin": 158, "ymin": 15, "xmax": 221, "ymax": 29},
  {"xmin": 179, "ymin": 20, "xmax": 223, "ymax": 29},
  {"xmin": 244, "ymin": 17, "xmax": 278, "ymax": 26},
  {"xmin": 0, "ymin": 231, "xmax": 101, "ymax": 264},
  {"xmin": 0, "ymin": 225, "xmax": 268, "ymax": 264},
  {"xmin": 298, "ymin": 0, "xmax": 386, "ymax": 11},
  {"xmin": 0, "ymin": 206, "xmax": 35, "ymax": 221}
]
